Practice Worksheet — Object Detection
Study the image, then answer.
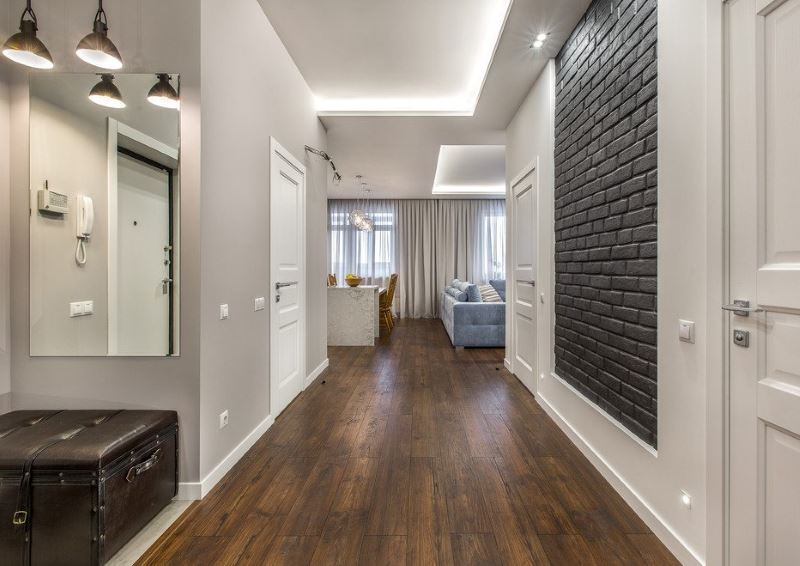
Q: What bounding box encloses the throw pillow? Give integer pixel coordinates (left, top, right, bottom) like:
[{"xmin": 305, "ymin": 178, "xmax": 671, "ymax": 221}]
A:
[
  {"xmin": 489, "ymin": 279, "xmax": 506, "ymax": 302},
  {"xmin": 445, "ymin": 287, "xmax": 468, "ymax": 301},
  {"xmin": 479, "ymin": 284, "xmax": 502, "ymax": 303},
  {"xmin": 465, "ymin": 283, "xmax": 482, "ymax": 303}
]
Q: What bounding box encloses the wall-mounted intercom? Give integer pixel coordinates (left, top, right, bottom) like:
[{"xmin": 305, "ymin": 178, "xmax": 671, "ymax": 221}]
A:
[
  {"xmin": 75, "ymin": 195, "xmax": 94, "ymax": 266},
  {"xmin": 37, "ymin": 181, "xmax": 69, "ymax": 214}
]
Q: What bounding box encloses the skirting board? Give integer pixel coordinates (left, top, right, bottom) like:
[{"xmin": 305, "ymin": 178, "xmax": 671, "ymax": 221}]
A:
[
  {"xmin": 177, "ymin": 413, "xmax": 275, "ymax": 501},
  {"xmin": 176, "ymin": 360, "xmax": 329, "ymax": 501},
  {"xmin": 536, "ymin": 393, "xmax": 703, "ymax": 566},
  {"xmin": 503, "ymin": 357, "xmax": 513, "ymax": 374},
  {"xmin": 306, "ymin": 357, "xmax": 329, "ymax": 388}
]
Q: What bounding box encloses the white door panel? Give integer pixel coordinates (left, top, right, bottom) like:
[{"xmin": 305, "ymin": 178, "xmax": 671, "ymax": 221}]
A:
[
  {"xmin": 727, "ymin": 0, "xmax": 800, "ymax": 563},
  {"xmin": 511, "ymin": 166, "xmax": 537, "ymax": 392},
  {"xmin": 270, "ymin": 139, "xmax": 305, "ymax": 417}
]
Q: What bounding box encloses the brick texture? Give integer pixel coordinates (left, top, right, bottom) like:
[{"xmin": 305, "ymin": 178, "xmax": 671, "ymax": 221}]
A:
[{"xmin": 553, "ymin": 0, "xmax": 658, "ymax": 447}]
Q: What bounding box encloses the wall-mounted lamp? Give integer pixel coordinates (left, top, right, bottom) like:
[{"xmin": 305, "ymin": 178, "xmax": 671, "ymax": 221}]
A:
[
  {"xmin": 305, "ymin": 145, "xmax": 343, "ymax": 187},
  {"xmin": 2, "ymin": 0, "xmax": 53, "ymax": 69},
  {"xmin": 76, "ymin": 0, "xmax": 123, "ymax": 69},
  {"xmin": 147, "ymin": 74, "xmax": 180, "ymax": 109},
  {"xmin": 89, "ymin": 74, "xmax": 125, "ymax": 109}
]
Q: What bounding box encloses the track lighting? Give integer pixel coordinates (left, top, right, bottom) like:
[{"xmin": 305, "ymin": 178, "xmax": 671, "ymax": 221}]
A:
[
  {"xmin": 76, "ymin": 0, "xmax": 123, "ymax": 70},
  {"xmin": 147, "ymin": 74, "xmax": 180, "ymax": 109},
  {"xmin": 305, "ymin": 145, "xmax": 344, "ymax": 187},
  {"xmin": 89, "ymin": 74, "xmax": 125, "ymax": 109},
  {"xmin": 2, "ymin": 0, "xmax": 53, "ymax": 69}
]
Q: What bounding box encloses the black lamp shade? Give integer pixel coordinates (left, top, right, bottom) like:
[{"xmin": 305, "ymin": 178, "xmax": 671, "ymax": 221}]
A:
[
  {"xmin": 2, "ymin": 18, "xmax": 53, "ymax": 69},
  {"xmin": 147, "ymin": 74, "xmax": 180, "ymax": 109},
  {"xmin": 89, "ymin": 74, "xmax": 125, "ymax": 109}
]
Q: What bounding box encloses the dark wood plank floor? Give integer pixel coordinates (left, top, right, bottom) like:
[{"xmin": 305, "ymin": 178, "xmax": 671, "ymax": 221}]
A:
[{"xmin": 137, "ymin": 319, "xmax": 678, "ymax": 565}]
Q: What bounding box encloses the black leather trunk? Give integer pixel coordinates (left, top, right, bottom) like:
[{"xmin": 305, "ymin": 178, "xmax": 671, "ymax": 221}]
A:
[{"xmin": 0, "ymin": 410, "xmax": 178, "ymax": 565}]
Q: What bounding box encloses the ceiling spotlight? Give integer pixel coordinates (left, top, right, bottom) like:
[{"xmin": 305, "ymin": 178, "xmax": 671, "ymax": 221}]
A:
[
  {"xmin": 89, "ymin": 74, "xmax": 125, "ymax": 109},
  {"xmin": 532, "ymin": 40, "xmax": 544, "ymax": 49},
  {"xmin": 76, "ymin": 0, "xmax": 123, "ymax": 69},
  {"xmin": 333, "ymin": 171, "xmax": 342, "ymax": 186},
  {"xmin": 147, "ymin": 74, "xmax": 180, "ymax": 109},
  {"xmin": 536, "ymin": 33, "xmax": 549, "ymax": 42},
  {"xmin": 2, "ymin": 0, "xmax": 54, "ymax": 69}
]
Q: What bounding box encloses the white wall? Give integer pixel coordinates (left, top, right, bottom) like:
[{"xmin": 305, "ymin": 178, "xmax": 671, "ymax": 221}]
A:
[
  {"xmin": 0, "ymin": 64, "xmax": 10, "ymax": 395},
  {"xmin": 199, "ymin": 0, "xmax": 328, "ymax": 480},
  {"xmin": 505, "ymin": 2, "xmax": 711, "ymax": 564},
  {"xmin": 6, "ymin": 0, "xmax": 203, "ymax": 483}
]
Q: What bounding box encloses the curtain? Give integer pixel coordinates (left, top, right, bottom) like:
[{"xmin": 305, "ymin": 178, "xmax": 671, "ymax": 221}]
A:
[{"xmin": 328, "ymin": 199, "xmax": 506, "ymax": 318}]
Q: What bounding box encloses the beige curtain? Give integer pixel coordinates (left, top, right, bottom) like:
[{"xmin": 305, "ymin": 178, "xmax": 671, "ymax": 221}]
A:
[{"xmin": 328, "ymin": 199, "xmax": 506, "ymax": 319}]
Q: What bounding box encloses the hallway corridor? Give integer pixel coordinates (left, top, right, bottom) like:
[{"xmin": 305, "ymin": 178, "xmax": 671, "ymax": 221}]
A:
[{"xmin": 138, "ymin": 320, "xmax": 678, "ymax": 565}]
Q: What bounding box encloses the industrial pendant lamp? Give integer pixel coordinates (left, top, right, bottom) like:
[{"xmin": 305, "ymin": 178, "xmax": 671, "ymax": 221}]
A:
[
  {"xmin": 89, "ymin": 74, "xmax": 125, "ymax": 109},
  {"xmin": 76, "ymin": 0, "xmax": 123, "ymax": 70},
  {"xmin": 2, "ymin": 0, "xmax": 54, "ymax": 69},
  {"xmin": 147, "ymin": 74, "xmax": 180, "ymax": 109}
]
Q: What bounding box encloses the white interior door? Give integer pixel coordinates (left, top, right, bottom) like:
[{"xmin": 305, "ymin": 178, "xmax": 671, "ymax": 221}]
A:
[
  {"xmin": 270, "ymin": 138, "xmax": 305, "ymax": 417},
  {"xmin": 728, "ymin": 1, "xmax": 800, "ymax": 564},
  {"xmin": 115, "ymin": 152, "xmax": 170, "ymax": 355},
  {"xmin": 511, "ymin": 165, "xmax": 537, "ymax": 392}
]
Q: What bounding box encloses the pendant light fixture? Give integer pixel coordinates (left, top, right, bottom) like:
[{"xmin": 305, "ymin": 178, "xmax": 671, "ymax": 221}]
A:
[
  {"xmin": 2, "ymin": 0, "xmax": 54, "ymax": 69},
  {"xmin": 89, "ymin": 74, "xmax": 125, "ymax": 109},
  {"xmin": 349, "ymin": 176, "xmax": 374, "ymax": 232},
  {"xmin": 76, "ymin": 0, "xmax": 123, "ymax": 70},
  {"xmin": 147, "ymin": 74, "xmax": 180, "ymax": 109}
]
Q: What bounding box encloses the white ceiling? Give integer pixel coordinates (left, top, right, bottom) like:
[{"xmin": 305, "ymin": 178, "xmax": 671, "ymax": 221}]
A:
[
  {"xmin": 259, "ymin": 0, "xmax": 591, "ymax": 198},
  {"xmin": 432, "ymin": 145, "xmax": 506, "ymax": 195}
]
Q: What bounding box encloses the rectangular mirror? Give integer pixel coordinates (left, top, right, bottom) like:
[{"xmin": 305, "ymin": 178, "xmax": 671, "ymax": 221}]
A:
[{"xmin": 29, "ymin": 73, "xmax": 181, "ymax": 357}]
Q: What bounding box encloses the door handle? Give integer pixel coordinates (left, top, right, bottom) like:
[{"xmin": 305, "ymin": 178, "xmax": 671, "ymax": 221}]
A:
[
  {"xmin": 522, "ymin": 280, "xmax": 536, "ymax": 286},
  {"xmin": 275, "ymin": 281, "xmax": 297, "ymax": 290},
  {"xmin": 721, "ymin": 299, "xmax": 763, "ymax": 317}
]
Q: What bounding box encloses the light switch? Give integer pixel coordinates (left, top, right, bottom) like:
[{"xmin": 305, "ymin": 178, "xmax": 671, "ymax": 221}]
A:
[
  {"xmin": 83, "ymin": 300, "xmax": 94, "ymax": 315},
  {"xmin": 254, "ymin": 297, "xmax": 265, "ymax": 311},
  {"xmin": 219, "ymin": 304, "xmax": 229, "ymax": 320},
  {"xmin": 679, "ymin": 320, "xmax": 695, "ymax": 343},
  {"xmin": 70, "ymin": 302, "xmax": 84, "ymax": 317}
]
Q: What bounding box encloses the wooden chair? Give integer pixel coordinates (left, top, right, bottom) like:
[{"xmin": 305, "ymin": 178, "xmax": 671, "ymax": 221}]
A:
[
  {"xmin": 327, "ymin": 274, "xmax": 337, "ymax": 287},
  {"xmin": 380, "ymin": 273, "xmax": 398, "ymax": 332}
]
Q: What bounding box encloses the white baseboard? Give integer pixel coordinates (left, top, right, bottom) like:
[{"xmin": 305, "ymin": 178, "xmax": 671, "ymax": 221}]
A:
[
  {"xmin": 176, "ymin": 413, "xmax": 275, "ymax": 501},
  {"xmin": 503, "ymin": 357, "xmax": 513, "ymax": 374},
  {"xmin": 536, "ymin": 393, "xmax": 703, "ymax": 566},
  {"xmin": 305, "ymin": 357, "xmax": 329, "ymax": 388}
]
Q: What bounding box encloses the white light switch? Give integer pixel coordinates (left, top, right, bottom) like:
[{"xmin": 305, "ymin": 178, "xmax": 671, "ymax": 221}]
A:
[
  {"xmin": 70, "ymin": 302, "xmax": 84, "ymax": 317},
  {"xmin": 219, "ymin": 304, "xmax": 229, "ymax": 320},
  {"xmin": 254, "ymin": 297, "xmax": 265, "ymax": 311},
  {"xmin": 83, "ymin": 300, "xmax": 94, "ymax": 315},
  {"xmin": 679, "ymin": 320, "xmax": 695, "ymax": 343}
]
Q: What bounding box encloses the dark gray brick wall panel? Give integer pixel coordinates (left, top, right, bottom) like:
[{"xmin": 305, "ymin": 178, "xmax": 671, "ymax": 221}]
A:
[{"xmin": 554, "ymin": 0, "xmax": 658, "ymax": 447}]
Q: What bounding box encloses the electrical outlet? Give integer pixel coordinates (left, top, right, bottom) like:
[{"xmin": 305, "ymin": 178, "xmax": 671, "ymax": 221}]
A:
[
  {"xmin": 219, "ymin": 304, "xmax": 229, "ymax": 320},
  {"xmin": 219, "ymin": 410, "xmax": 229, "ymax": 429},
  {"xmin": 254, "ymin": 297, "xmax": 265, "ymax": 311}
]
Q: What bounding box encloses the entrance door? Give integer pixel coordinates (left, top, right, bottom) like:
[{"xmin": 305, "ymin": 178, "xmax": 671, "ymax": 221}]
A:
[
  {"xmin": 727, "ymin": 0, "xmax": 800, "ymax": 563},
  {"xmin": 115, "ymin": 151, "xmax": 171, "ymax": 355},
  {"xmin": 511, "ymin": 164, "xmax": 537, "ymax": 392},
  {"xmin": 270, "ymin": 138, "xmax": 306, "ymax": 417}
]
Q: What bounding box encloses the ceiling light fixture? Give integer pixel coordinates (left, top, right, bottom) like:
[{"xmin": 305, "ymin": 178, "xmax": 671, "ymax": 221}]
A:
[
  {"xmin": 536, "ymin": 33, "xmax": 548, "ymax": 42},
  {"xmin": 349, "ymin": 176, "xmax": 373, "ymax": 232},
  {"xmin": 89, "ymin": 74, "xmax": 125, "ymax": 109},
  {"xmin": 2, "ymin": 0, "xmax": 54, "ymax": 69},
  {"xmin": 76, "ymin": 0, "xmax": 123, "ymax": 70},
  {"xmin": 147, "ymin": 74, "xmax": 180, "ymax": 109},
  {"xmin": 532, "ymin": 32, "xmax": 548, "ymax": 49}
]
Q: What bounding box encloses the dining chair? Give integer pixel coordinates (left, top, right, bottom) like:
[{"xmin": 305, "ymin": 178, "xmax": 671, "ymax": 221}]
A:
[
  {"xmin": 380, "ymin": 273, "xmax": 398, "ymax": 332},
  {"xmin": 327, "ymin": 274, "xmax": 337, "ymax": 287}
]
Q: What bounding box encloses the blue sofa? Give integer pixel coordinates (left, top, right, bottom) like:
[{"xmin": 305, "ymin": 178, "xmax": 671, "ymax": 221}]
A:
[{"xmin": 440, "ymin": 279, "xmax": 506, "ymax": 347}]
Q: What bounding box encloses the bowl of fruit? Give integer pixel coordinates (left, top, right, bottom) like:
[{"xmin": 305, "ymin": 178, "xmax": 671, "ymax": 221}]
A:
[{"xmin": 345, "ymin": 273, "xmax": 363, "ymax": 287}]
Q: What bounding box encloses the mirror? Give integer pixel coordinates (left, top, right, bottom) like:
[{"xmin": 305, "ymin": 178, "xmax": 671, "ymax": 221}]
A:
[{"xmin": 29, "ymin": 73, "xmax": 180, "ymax": 357}]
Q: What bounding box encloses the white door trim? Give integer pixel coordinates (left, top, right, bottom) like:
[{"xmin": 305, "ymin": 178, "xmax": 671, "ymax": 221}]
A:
[{"xmin": 268, "ymin": 137, "xmax": 306, "ymax": 419}]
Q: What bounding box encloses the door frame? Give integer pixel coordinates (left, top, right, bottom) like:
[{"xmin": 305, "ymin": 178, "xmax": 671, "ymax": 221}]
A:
[
  {"xmin": 507, "ymin": 158, "xmax": 539, "ymax": 394},
  {"xmin": 106, "ymin": 118, "xmax": 180, "ymax": 356},
  {"xmin": 268, "ymin": 137, "xmax": 306, "ymax": 419}
]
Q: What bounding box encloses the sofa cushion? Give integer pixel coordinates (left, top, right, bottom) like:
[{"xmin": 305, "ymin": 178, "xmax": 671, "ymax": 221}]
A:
[
  {"xmin": 489, "ymin": 279, "xmax": 506, "ymax": 301},
  {"xmin": 453, "ymin": 280, "xmax": 482, "ymax": 302},
  {"xmin": 479, "ymin": 284, "xmax": 502, "ymax": 303},
  {"xmin": 445, "ymin": 286, "xmax": 468, "ymax": 301}
]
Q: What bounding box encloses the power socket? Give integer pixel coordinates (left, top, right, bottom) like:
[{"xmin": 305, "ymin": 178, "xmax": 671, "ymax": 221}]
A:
[{"xmin": 219, "ymin": 410, "xmax": 229, "ymax": 429}]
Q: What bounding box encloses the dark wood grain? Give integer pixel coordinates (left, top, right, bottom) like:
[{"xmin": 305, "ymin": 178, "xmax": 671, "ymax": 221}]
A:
[{"xmin": 136, "ymin": 319, "xmax": 677, "ymax": 565}]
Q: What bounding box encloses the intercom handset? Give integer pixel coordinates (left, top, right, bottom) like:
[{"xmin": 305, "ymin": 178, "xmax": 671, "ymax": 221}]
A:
[{"xmin": 75, "ymin": 195, "xmax": 94, "ymax": 266}]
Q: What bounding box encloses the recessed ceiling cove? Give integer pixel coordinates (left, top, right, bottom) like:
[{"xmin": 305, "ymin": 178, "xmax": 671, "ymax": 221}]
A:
[
  {"xmin": 259, "ymin": 0, "xmax": 512, "ymax": 116},
  {"xmin": 432, "ymin": 145, "xmax": 506, "ymax": 195}
]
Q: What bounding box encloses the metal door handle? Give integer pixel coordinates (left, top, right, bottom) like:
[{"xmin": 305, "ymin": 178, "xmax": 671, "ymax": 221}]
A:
[
  {"xmin": 523, "ymin": 280, "xmax": 536, "ymax": 286},
  {"xmin": 721, "ymin": 300, "xmax": 763, "ymax": 317},
  {"xmin": 275, "ymin": 281, "xmax": 297, "ymax": 290}
]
